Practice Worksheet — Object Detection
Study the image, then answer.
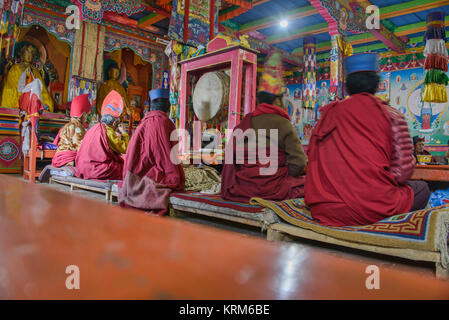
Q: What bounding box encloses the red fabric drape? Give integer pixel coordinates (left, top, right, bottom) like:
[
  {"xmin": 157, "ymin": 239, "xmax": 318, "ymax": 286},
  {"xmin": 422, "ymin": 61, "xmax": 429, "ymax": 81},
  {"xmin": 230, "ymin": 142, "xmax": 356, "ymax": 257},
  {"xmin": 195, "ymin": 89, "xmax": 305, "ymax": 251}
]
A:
[
  {"xmin": 75, "ymin": 123, "xmax": 124, "ymax": 180},
  {"xmin": 119, "ymin": 111, "xmax": 185, "ymax": 215}
]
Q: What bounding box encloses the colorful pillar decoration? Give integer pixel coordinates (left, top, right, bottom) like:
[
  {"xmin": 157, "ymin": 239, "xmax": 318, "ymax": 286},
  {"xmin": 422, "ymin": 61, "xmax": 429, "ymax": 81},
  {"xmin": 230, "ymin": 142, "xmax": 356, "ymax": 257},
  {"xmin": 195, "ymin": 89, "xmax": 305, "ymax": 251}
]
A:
[
  {"xmin": 168, "ymin": 0, "xmax": 219, "ymax": 48},
  {"xmin": 423, "ymin": 12, "xmax": 448, "ymax": 104},
  {"xmin": 330, "ymin": 34, "xmax": 345, "ymax": 101},
  {"xmin": 0, "ymin": 0, "xmax": 25, "ymax": 59},
  {"xmin": 302, "ymin": 36, "xmax": 316, "ymax": 110}
]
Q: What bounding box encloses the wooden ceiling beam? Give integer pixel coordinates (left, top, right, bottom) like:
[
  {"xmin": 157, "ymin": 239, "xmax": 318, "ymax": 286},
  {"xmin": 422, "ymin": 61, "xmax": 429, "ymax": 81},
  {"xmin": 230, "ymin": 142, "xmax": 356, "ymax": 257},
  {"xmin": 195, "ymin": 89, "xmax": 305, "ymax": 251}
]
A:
[
  {"xmin": 138, "ymin": 13, "xmax": 166, "ymax": 28},
  {"xmin": 380, "ymin": 0, "xmax": 449, "ymax": 19}
]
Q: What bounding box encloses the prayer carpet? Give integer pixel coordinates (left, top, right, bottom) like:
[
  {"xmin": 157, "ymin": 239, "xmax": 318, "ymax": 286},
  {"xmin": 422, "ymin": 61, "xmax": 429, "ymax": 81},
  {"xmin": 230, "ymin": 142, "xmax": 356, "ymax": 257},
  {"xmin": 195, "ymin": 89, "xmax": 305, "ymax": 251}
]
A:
[
  {"xmin": 251, "ymin": 198, "xmax": 449, "ymax": 268},
  {"xmin": 170, "ymin": 192, "xmax": 280, "ymax": 228}
]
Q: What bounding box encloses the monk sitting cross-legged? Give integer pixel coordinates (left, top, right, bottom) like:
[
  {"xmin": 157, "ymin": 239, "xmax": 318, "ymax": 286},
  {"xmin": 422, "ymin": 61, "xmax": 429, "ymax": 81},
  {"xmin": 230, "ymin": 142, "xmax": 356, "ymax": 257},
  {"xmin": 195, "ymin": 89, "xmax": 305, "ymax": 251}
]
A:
[
  {"xmin": 119, "ymin": 88, "xmax": 185, "ymax": 216},
  {"xmin": 221, "ymin": 51, "xmax": 307, "ymax": 203},
  {"xmin": 75, "ymin": 90, "xmax": 129, "ymax": 181},
  {"xmin": 52, "ymin": 94, "xmax": 91, "ymax": 168},
  {"xmin": 305, "ymin": 53, "xmax": 430, "ymax": 227}
]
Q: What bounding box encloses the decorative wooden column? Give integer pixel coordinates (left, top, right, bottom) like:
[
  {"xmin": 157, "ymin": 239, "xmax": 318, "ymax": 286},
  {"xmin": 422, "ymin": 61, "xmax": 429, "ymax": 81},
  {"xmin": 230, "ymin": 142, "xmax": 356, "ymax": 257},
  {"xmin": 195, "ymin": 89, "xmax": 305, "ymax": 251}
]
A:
[
  {"xmin": 302, "ymin": 36, "xmax": 316, "ymax": 110},
  {"xmin": 330, "ymin": 34, "xmax": 345, "ymax": 101}
]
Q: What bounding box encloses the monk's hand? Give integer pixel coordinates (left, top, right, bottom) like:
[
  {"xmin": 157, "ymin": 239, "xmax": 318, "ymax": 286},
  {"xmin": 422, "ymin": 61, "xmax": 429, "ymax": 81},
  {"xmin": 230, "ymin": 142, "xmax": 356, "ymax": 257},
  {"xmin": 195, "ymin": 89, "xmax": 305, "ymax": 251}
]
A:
[{"xmin": 118, "ymin": 124, "xmax": 126, "ymax": 134}]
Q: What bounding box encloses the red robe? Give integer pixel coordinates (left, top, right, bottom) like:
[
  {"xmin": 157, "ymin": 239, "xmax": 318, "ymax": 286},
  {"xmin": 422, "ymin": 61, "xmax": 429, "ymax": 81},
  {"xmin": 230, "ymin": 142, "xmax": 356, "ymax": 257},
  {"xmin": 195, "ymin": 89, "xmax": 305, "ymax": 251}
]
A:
[
  {"xmin": 305, "ymin": 93, "xmax": 414, "ymax": 226},
  {"xmin": 119, "ymin": 110, "xmax": 185, "ymax": 215},
  {"xmin": 19, "ymin": 91, "xmax": 44, "ymax": 147},
  {"xmin": 75, "ymin": 123, "xmax": 123, "ymax": 180},
  {"xmin": 51, "ymin": 131, "xmax": 77, "ymax": 168},
  {"xmin": 221, "ymin": 104, "xmax": 305, "ymax": 202}
]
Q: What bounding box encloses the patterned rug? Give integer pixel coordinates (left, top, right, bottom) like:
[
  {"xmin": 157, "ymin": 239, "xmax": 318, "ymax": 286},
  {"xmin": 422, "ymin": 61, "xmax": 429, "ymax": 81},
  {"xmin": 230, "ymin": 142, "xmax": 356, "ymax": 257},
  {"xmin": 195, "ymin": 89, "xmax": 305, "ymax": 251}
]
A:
[
  {"xmin": 251, "ymin": 198, "xmax": 449, "ymax": 268},
  {"xmin": 170, "ymin": 192, "xmax": 278, "ymax": 229},
  {"xmin": 172, "ymin": 192, "xmax": 263, "ymax": 213}
]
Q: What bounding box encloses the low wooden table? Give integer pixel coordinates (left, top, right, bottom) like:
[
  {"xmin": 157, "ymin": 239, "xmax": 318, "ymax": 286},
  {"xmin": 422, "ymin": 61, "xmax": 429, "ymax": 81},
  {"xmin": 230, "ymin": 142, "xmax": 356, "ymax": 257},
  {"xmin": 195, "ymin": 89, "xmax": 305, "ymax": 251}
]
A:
[
  {"xmin": 1, "ymin": 174, "xmax": 449, "ymax": 299},
  {"xmin": 410, "ymin": 165, "xmax": 449, "ymax": 182}
]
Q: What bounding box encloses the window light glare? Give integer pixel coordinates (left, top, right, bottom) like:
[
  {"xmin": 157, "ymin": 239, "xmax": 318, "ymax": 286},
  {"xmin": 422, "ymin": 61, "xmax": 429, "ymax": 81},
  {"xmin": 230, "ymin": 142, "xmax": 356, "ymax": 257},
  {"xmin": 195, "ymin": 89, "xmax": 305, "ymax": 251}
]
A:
[{"xmin": 280, "ymin": 20, "xmax": 288, "ymax": 28}]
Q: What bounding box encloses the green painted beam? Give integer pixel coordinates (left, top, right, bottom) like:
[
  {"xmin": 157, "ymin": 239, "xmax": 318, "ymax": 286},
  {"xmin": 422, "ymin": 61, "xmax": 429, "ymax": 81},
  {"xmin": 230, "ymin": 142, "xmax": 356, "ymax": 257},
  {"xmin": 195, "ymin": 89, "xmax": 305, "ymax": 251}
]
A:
[
  {"xmin": 388, "ymin": 15, "xmax": 448, "ymax": 35},
  {"xmin": 380, "ymin": 0, "xmax": 446, "ymax": 16},
  {"xmin": 220, "ymin": 19, "xmax": 241, "ymax": 31},
  {"xmin": 138, "ymin": 13, "xmax": 159, "ymax": 25},
  {"xmin": 219, "ymin": 5, "xmax": 239, "ymax": 16},
  {"xmin": 316, "ymin": 35, "xmax": 431, "ymax": 61}
]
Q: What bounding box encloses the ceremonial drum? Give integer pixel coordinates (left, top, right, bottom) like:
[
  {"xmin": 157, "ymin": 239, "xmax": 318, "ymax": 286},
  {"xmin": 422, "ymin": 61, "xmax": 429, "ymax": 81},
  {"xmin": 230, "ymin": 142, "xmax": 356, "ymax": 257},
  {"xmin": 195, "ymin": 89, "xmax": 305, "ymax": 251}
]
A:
[{"xmin": 193, "ymin": 71, "xmax": 230, "ymax": 124}]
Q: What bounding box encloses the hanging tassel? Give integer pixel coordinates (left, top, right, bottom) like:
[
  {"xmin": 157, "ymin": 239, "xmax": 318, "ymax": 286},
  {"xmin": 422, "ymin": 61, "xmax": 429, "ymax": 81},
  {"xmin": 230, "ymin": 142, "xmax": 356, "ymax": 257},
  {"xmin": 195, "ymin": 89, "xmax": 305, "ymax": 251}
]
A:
[
  {"xmin": 423, "ymin": 83, "xmax": 448, "ymax": 103},
  {"xmin": 424, "ymin": 39, "xmax": 448, "ymax": 57},
  {"xmin": 424, "ymin": 53, "xmax": 448, "ymax": 72},
  {"xmin": 424, "ymin": 69, "xmax": 449, "ymax": 85},
  {"xmin": 424, "ymin": 26, "xmax": 447, "ymax": 42}
]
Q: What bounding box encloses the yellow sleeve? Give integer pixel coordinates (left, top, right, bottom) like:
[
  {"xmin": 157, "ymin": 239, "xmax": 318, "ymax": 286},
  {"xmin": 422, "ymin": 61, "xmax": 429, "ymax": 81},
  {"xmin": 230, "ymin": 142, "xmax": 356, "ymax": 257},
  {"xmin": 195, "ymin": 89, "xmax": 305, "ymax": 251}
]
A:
[
  {"xmin": 105, "ymin": 125, "xmax": 129, "ymax": 154},
  {"xmin": 0, "ymin": 64, "xmax": 21, "ymax": 108},
  {"xmin": 96, "ymin": 83, "xmax": 106, "ymax": 116}
]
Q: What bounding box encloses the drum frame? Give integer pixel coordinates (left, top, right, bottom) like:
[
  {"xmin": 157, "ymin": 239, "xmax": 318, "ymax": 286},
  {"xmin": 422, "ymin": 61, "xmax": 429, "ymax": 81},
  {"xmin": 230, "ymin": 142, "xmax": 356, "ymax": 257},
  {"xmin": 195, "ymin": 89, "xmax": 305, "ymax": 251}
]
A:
[{"xmin": 179, "ymin": 45, "xmax": 258, "ymax": 155}]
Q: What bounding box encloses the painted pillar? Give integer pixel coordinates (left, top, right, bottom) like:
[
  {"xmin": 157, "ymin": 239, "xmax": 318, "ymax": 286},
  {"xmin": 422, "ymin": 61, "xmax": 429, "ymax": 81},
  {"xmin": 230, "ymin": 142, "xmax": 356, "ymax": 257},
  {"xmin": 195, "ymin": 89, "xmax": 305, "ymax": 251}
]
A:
[
  {"xmin": 329, "ymin": 33, "xmax": 345, "ymax": 101},
  {"xmin": 302, "ymin": 36, "xmax": 316, "ymax": 110}
]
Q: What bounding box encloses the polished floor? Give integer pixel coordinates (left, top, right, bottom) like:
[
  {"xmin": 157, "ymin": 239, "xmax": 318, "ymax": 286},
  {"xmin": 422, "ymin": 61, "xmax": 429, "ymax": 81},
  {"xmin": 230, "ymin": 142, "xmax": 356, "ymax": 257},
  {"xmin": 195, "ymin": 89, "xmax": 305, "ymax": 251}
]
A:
[{"xmin": 27, "ymin": 176, "xmax": 437, "ymax": 279}]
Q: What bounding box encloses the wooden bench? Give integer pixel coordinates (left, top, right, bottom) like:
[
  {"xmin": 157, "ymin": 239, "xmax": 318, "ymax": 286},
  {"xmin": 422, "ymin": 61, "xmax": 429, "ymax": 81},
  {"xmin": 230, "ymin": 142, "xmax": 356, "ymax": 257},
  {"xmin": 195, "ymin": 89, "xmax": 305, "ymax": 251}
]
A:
[
  {"xmin": 49, "ymin": 176, "xmax": 118, "ymax": 203},
  {"xmin": 169, "ymin": 192, "xmax": 279, "ymax": 231},
  {"xmin": 411, "ymin": 164, "xmax": 449, "ymax": 182},
  {"xmin": 1, "ymin": 174, "xmax": 449, "ymax": 299},
  {"xmin": 267, "ymin": 222, "xmax": 449, "ymax": 279},
  {"xmin": 170, "ymin": 195, "xmax": 449, "ymax": 280}
]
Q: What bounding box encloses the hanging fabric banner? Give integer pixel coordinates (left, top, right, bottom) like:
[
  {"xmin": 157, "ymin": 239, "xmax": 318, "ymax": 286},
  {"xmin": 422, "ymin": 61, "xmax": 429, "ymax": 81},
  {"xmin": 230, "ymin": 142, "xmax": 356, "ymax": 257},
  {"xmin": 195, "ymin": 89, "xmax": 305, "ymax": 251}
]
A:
[
  {"xmin": 168, "ymin": 0, "xmax": 219, "ymax": 48},
  {"xmin": 0, "ymin": 0, "xmax": 25, "ymax": 58}
]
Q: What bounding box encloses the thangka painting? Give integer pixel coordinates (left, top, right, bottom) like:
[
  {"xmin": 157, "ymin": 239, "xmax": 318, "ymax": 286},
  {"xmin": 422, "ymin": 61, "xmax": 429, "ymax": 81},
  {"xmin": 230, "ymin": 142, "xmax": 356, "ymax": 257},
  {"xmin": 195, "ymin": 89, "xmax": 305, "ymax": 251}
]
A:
[
  {"xmin": 315, "ymin": 79, "xmax": 330, "ymax": 123},
  {"xmin": 388, "ymin": 67, "xmax": 449, "ymax": 155},
  {"xmin": 69, "ymin": 76, "xmax": 98, "ymax": 121},
  {"xmin": 285, "ymin": 83, "xmax": 304, "ymax": 141},
  {"xmin": 375, "ymin": 71, "xmax": 390, "ymax": 102},
  {"xmin": 168, "ymin": 0, "xmax": 219, "ymax": 47},
  {"xmin": 286, "ymin": 81, "xmax": 331, "ymax": 145}
]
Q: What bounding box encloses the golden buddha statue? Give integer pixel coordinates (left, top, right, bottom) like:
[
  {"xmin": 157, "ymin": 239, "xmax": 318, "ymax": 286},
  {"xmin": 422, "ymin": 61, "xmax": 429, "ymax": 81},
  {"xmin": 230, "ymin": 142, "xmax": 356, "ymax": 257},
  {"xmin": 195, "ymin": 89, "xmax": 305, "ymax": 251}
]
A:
[
  {"xmin": 0, "ymin": 44, "xmax": 54, "ymax": 111},
  {"xmin": 96, "ymin": 62, "xmax": 131, "ymax": 117}
]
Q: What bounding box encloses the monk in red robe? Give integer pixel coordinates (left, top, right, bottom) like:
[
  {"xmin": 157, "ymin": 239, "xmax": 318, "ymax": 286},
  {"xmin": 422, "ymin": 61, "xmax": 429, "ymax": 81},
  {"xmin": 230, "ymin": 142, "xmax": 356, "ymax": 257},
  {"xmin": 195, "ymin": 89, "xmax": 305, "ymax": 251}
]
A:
[
  {"xmin": 119, "ymin": 88, "xmax": 185, "ymax": 215},
  {"xmin": 52, "ymin": 94, "xmax": 91, "ymax": 168},
  {"xmin": 221, "ymin": 51, "xmax": 307, "ymax": 202},
  {"xmin": 305, "ymin": 53, "xmax": 430, "ymax": 227},
  {"xmin": 76, "ymin": 90, "xmax": 128, "ymax": 181}
]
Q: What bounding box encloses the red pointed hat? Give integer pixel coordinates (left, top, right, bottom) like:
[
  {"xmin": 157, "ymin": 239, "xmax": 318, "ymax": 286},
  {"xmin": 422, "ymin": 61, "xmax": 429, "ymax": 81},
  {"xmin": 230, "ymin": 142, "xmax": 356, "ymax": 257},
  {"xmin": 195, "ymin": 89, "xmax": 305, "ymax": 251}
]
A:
[
  {"xmin": 70, "ymin": 94, "xmax": 91, "ymax": 117},
  {"xmin": 101, "ymin": 90, "xmax": 124, "ymax": 117}
]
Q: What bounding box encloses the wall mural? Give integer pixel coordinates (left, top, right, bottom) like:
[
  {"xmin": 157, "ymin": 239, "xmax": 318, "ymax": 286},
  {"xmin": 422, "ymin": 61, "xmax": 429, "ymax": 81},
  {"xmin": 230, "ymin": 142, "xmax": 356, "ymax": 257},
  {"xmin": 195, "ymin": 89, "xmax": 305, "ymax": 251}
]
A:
[
  {"xmin": 288, "ymin": 62, "xmax": 449, "ymax": 154},
  {"xmin": 286, "ymin": 79, "xmax": 330, "ymax": 145},
  {"xmin": 382, "ymin": 67, "xmax": 449, "ymax": 155},
  {"xmin": 285, "ymin": 83, "xmax": 303, "ymax": 141}
]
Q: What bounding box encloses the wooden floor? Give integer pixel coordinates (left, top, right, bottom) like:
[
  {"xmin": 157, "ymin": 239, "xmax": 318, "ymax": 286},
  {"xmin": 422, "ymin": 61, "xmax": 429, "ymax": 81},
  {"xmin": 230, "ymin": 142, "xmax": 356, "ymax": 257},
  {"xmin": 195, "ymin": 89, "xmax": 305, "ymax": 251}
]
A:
[
  {"xmin": 39, "ymin": 176, "xmax": 440, "ymax": 278},
  {"xmin": 1, "ymin": 174, "xmax": 448, "ymax": 299}
]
